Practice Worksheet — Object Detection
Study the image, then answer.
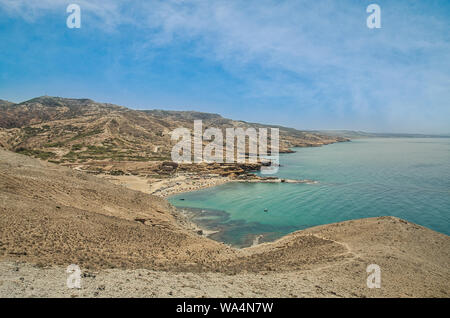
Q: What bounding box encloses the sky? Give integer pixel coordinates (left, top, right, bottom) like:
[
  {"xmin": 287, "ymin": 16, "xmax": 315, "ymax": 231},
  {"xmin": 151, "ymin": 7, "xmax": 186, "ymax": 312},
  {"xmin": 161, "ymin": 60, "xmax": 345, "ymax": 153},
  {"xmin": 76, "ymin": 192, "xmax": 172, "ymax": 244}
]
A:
[{"xmin": 0, "ymin": 0, "xmax": 449, "ymax": 134}]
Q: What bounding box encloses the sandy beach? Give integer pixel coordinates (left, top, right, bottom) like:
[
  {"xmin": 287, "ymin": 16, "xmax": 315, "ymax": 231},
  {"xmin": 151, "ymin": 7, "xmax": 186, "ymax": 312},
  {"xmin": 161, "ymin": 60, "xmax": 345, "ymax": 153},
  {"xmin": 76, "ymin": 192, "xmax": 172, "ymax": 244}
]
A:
[{"xmin": 98, "ymin": 173, "xmax": 232, "ymax": 197}]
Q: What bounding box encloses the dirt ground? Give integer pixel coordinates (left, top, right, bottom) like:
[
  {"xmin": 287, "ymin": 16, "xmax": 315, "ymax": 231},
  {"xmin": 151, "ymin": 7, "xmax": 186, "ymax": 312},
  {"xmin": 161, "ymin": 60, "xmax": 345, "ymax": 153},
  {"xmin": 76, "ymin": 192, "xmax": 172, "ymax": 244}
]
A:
[{"xmin": 0, "ymin": 149, "xmax": 449, "ymax": 297}]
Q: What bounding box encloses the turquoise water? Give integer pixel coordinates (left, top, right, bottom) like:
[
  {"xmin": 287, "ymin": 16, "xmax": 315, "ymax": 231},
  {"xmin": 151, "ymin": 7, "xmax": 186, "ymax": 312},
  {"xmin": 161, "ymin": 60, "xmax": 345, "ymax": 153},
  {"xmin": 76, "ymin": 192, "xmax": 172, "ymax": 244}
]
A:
[{"xmin": 169, "ymin": 138, "xmax": 450, "ymax": 246}]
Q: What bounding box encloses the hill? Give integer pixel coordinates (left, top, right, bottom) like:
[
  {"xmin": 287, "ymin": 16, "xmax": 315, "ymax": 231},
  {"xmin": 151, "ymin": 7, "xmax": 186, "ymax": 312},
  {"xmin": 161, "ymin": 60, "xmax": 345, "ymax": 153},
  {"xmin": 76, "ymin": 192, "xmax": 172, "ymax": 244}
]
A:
[
  {"xmin": 0, "ymin": 149, "xmax": 448, "ymax": 297},
  {"xmin": 0, "ymin": 96, "xmax": 348, "ymax": 174}
]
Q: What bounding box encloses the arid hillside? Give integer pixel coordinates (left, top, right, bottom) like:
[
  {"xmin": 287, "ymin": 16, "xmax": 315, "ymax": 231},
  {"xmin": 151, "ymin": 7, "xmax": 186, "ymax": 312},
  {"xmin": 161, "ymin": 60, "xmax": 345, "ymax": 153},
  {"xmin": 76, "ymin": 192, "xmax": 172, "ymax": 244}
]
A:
[
  {"xmin": 0, "ymin": 149, "xmax": 449, "ymax": 297},
  {"xmin": 0, "ymin": 96, "xmax": 347, "ymax": 172}
]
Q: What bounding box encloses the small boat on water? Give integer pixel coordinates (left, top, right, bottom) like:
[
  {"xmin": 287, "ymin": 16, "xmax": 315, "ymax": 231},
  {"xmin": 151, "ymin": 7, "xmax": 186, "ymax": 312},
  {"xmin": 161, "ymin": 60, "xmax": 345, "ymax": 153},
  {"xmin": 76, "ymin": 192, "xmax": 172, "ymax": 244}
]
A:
[{"xmin": 264, "ymin": 208, "xmax": 268, "ymax": 212}]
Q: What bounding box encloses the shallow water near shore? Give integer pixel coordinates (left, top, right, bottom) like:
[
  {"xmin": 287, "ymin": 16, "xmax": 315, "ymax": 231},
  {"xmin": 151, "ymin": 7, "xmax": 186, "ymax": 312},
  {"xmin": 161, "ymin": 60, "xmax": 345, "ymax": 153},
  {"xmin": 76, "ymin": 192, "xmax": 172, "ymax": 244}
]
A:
[{"xmin": 169, "ymin": 138, "xmax": 450, "ymax": 247}]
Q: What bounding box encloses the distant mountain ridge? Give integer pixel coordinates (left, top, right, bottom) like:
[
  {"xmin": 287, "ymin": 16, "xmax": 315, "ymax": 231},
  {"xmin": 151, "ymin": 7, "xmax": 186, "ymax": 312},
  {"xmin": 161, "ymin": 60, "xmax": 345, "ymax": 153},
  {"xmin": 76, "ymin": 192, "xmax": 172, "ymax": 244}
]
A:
[
  {"xmin": 0, "ymin": 96, "xmax": 348, "ymax": 167},
  {"xmin": 315, "ymin": 130, "xmax": 450, "ymax": 139}
]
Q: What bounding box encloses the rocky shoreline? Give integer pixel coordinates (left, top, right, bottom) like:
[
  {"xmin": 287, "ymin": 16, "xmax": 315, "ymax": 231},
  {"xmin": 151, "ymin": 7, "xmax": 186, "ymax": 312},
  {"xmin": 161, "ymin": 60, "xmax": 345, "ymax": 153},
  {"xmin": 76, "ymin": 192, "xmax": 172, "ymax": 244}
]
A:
[
  {"xmin": 96, "ymin": 160, "xmax": 319, "ymax": 245},
  {"xmin": 99, "ymin": 172, "xmax": 318, "ymax": 198},
  {"xmin": 93, "ymin": 155, "xmax": 319, "ymax": 197}
]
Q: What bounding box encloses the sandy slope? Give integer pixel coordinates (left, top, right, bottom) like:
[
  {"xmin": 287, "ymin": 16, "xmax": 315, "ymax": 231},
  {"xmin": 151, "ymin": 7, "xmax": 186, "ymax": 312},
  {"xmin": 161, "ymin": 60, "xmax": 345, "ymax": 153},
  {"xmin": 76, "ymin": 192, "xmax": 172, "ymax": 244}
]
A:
[{"xmin": 0, "ymin": 149, "xmax": 449, "ymax": 297}]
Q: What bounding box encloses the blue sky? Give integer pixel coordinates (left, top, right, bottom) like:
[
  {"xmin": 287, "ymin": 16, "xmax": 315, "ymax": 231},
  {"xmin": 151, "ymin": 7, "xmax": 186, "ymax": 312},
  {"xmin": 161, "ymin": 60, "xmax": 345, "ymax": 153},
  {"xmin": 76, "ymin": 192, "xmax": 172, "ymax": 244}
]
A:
[{"xmin": 0, "ymin": 0, "xmax": 449, "ymax": 134}]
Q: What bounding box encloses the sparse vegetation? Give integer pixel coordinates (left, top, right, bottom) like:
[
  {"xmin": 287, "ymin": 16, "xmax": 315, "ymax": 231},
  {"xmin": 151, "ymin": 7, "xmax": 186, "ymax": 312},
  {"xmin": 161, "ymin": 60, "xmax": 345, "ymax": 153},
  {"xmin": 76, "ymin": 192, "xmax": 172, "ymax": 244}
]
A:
[
  {"xmin": 69, "ymin": 128, "xmax": 103, "ymax": 142},
  {"xmin": 110, "ymin": 170, "xmax": 125, "ymax": 176},
  {"xmin": 45, "ymin": 141, "xmax": 65, "ymax": 147},
  {"xmin": 71, "ymin": 144, "xmax": 83, "ymax": 151},
  {"xmin": 1, "ymin": 96, "xmax": 347, "ymax": 169},
  {"xmin": 63, "ymin": 151, "xmax": 77, "ymax": 159},
  {"xmin": 16, "ymin": 148, "xmax": 56, "ymax": 160}
]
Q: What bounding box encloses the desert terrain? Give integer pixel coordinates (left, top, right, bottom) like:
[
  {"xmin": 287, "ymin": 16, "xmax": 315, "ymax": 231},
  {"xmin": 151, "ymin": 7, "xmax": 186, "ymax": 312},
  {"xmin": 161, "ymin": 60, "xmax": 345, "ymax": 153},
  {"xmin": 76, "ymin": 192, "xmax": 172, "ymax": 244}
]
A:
[{"xmin": 0, "ymin": 149, "xmax": 449, "ymax": 297}]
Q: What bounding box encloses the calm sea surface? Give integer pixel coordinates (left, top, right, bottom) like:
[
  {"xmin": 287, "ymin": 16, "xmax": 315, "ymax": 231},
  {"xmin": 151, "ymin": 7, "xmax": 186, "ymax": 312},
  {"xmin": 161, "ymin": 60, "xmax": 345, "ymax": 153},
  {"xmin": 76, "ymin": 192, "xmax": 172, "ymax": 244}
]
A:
[{"xmin": 168, "ymin": 138, "xmax": 450, "ymax": 247}]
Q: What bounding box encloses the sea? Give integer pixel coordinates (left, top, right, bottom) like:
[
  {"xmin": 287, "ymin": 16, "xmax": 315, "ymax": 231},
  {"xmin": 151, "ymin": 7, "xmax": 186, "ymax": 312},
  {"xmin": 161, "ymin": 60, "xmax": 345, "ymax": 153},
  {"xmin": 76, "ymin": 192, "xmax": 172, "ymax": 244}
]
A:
[{"xmin": 168, "ymin": 138, "xmax": 450, "ymax": 247}]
